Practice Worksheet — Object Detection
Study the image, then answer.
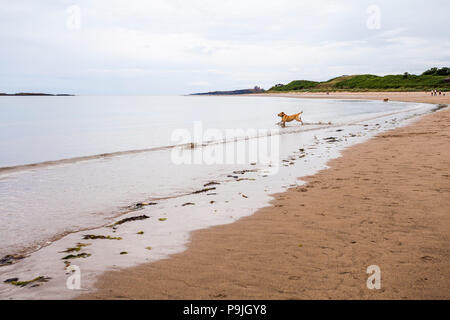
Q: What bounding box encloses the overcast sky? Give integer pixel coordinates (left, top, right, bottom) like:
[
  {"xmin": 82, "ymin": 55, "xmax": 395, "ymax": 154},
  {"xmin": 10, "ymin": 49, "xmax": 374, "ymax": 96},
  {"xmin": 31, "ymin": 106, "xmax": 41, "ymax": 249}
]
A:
[{"xmin": 1, "ymin": 0, "xmax": 449, "ymax": 95}]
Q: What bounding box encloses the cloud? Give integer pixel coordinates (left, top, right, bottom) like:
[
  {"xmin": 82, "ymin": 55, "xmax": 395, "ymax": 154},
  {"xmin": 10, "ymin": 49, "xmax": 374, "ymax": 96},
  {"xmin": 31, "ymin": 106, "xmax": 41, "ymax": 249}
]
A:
[{"xmin": 0, "ymin": 0, "xmax": 449, "ymax": 94}]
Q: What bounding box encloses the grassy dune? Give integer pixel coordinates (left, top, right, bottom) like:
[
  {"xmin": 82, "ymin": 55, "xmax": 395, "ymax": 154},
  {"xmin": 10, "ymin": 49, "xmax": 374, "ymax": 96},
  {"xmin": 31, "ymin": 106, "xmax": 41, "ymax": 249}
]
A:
[{"xmin": 269, "ymin": 70, "xmax": 450, "ymax": 92}]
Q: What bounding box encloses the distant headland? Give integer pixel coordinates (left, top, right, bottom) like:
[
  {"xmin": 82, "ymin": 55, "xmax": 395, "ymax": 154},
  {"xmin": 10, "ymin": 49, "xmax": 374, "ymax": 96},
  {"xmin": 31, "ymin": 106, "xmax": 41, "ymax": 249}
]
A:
[
  {"xmin": 267, "ymin": 67, "xmax": 450, "ymax": 93},
  {"xmin": 190, "ymin": 67, "xmax": 450, "ymax": 95},
  {"xmin": 190, "ymin": 86, "xmax": 265, "ymax": 95},
  {"xmin": 0, "ymin": 93, "xmax": 75, "ymax": 96}
]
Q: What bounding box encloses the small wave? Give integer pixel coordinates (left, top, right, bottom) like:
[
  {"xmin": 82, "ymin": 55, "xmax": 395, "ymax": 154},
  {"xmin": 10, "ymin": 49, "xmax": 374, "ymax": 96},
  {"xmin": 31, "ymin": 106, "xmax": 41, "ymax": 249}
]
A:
[{"xmin": 0, "ymin": 105, "xmax": 426, "ymax": 175}]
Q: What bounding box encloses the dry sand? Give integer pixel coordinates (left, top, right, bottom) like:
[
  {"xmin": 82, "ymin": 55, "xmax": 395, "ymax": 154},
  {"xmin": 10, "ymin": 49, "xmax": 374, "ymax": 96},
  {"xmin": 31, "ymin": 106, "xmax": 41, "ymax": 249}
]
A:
[{"xmin": 80, "ymin": 94, "xmax": 450, "ymax": 300}]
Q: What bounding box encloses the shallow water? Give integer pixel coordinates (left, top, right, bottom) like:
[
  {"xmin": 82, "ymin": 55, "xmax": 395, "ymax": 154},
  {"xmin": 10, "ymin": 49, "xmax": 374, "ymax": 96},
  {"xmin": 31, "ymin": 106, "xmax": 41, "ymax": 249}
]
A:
[{"xmin": 0, "ymin": 95, "xmax": 436, "ymax": 299}]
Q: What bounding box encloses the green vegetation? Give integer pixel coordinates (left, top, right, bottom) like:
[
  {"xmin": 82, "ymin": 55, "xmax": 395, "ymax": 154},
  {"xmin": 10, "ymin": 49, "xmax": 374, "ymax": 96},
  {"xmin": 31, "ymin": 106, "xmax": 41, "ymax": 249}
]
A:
[
  {"xmin": 108, "ymin": 214, "xmax": 149, "ymax": 227},
  {"xmin": 422, "ymin": 67, "xmax": 450, "ymax": 76},
  {"xmin": 268, "ymin": 68, "xmax": 450, "ymax": 92},
  {"xmin": 61, "ymin": 243, "xmax": 91, "ymax": 253},
  {"xmin": 62, "ymin": 252, "xmax": 91, "ymax": 260},
  {"xmin": 4, "ymin": 276, "xmax": 51, "ymax": 287},
  {"xmin": 270, "ymin": 80, "xmax": 319, "ymax": 91}
]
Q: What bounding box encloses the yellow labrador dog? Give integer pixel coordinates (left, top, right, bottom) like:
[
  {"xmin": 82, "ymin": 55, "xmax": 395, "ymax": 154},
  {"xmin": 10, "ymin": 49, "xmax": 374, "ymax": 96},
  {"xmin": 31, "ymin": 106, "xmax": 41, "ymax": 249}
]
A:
[{"xmin": 277, "ymin": 111, "xmax": 303, "ymax": 127}]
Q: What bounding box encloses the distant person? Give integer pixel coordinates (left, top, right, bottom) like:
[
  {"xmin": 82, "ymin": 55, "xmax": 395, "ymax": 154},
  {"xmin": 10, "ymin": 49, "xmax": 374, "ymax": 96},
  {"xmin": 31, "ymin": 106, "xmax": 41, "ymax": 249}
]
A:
[{"xmin": 439, "ymin": 91, "xmax": 442, "ymax": 96}]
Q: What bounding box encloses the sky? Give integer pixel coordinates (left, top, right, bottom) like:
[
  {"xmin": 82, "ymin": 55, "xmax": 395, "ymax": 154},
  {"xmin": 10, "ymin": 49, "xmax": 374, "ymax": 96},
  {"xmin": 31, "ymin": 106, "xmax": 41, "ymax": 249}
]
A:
[{"xmin": 1, "ymin": 0, "xmax": 449, "ymax": 95}]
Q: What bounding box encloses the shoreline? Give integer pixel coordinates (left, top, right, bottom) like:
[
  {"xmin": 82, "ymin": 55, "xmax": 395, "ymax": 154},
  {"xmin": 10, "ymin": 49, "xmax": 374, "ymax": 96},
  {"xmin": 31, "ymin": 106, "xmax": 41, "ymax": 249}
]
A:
[
  {"xmin": 251, "ymin": 91, "xmax": 450, "ymax": 105},
  {"xmin": 79, "ymin": 94, "xmax": 449, "ymax": 299}
]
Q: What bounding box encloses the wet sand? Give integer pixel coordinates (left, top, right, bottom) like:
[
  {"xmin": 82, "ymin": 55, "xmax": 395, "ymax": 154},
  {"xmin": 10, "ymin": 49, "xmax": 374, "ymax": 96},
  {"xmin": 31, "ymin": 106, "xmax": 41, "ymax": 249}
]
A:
[
  {"xmin": 258, "ymin": 91, "xmax": 450, "ymax": 105},
  {"xmin": 80, "ymin": 94, "xmax": 449, "ymax": 300}
]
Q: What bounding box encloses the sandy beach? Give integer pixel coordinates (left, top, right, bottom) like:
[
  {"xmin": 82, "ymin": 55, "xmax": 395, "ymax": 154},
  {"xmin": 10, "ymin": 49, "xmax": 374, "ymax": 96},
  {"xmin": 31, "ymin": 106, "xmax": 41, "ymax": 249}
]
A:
[
  {"xmin": 254, "ymin": 91, "xmax": 450, "ymax": 105},
  {"xmin": 79, "ymin": 93, "xmax": 449, "ymax": 300}
]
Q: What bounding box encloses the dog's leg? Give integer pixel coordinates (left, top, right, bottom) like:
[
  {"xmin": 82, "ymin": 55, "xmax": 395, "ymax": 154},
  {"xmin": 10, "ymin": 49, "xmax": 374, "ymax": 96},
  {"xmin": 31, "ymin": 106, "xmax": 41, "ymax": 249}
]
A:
[{"xmin": 295, "ymin": 115, "xmax": 304, "ymax": 125}]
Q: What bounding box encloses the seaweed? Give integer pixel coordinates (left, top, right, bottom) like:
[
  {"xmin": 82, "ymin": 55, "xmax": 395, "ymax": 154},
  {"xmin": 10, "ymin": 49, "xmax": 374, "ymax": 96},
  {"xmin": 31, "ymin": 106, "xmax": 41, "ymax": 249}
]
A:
[
  {"xmin": 3, "ymin": 277, "xmax": 19, "ymax": 283},
  {"xmin": 129, "ymin": 202, "xmax": 157, "ymax": 210},
  {"xmin": 62, "ymin": 253, "xmax": 91, "ymax": 260},
  {"xmin": 324, "ymin": 137, "xmax": 338, "ymax": 143},
  {"xmin": 158, "ymin": 218, "xmax": 167, "ymax": 221},
  {"xmin": 83, "ymin": 234, "xmax": 122, "ymax": 240},
  {"xmin": 182, "ymin": 202, "xmax": 195, "ymax": 206},
  {"xmin": 62, "ymin": 247, "xmax": 81, "ymax": 253},
  {"xmin": 233, "ymin": 169, "xmax": 257, "ymax": 175},
  {"xmin": 0, "ymin": 254, "xmax": 25, "ymax": 267},
  {"xmin": 431, "ymin": 104, "xmax": 448, "ymax": 112},
  {"xmin": 137, "ymin": 231, "xmax": 144, "ymax": 235},
  {"xmin": 109, "ymin": 215, "xmax": 150, "ymax": 227},
  {"xmin": 120, "ymin": 251, "xmax": 128, "ymax": 255},
  {"xmin": 5, "ymin": 276, "xmax": 51, "ymax": 287},
  {"xmin": 204, "ymin": 181, "xmax": 220, "ymax": 187},
  {"xmin": 145, "ymin": 246, "xmax": 152, "ymax": 250},
  {"xmin": 61, "ymin": 242, "xmax": 91, "ymax": 253},
  {"xmin": 192, "ymin": 187, "xmax": 216, "ymax": 194}
]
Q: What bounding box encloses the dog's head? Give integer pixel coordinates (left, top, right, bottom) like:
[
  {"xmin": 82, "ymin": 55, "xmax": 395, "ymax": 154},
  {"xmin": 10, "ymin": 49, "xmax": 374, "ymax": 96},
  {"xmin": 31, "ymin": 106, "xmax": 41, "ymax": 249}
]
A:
[{"xmin": 277, "ymin": 112, "xmax": 286, "ymax": 118}]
